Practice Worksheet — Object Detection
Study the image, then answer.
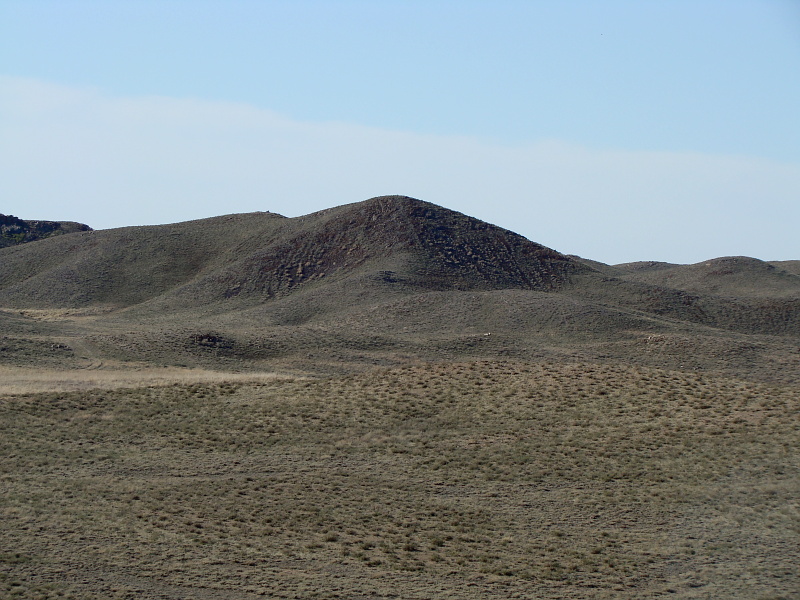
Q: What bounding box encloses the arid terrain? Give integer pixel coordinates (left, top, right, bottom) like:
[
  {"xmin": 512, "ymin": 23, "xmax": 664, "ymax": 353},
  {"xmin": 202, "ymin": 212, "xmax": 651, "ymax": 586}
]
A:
[{"xmin": 1, "ymin": 196, "xmax": 798, "ymax": 599}]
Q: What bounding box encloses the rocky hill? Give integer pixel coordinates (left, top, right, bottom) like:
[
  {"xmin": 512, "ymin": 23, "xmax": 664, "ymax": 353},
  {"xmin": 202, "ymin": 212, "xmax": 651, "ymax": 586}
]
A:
[
  {"xmin": 0, "ymin": 197, "xmax": 585, "ymax": 309},
  {"xmin": 0, "ymin": 213, "xmax": 92, "ymax": 248}
]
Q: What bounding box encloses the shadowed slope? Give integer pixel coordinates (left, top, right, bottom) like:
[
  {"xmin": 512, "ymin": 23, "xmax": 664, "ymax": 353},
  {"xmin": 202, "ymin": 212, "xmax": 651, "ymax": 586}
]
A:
[
  {"xmin": 770, "ymin": 260, "xmax": 800, "ymax": 276},
  {"xmin": 564, "ymin": 256, "xmax": 800, "ymax": 336}
]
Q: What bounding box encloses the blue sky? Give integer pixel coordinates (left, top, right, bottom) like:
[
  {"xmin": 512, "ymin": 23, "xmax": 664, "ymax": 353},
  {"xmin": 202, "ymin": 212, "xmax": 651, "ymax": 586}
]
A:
[{"xmin": 1, "ymin": 0, "xmax": 799, "ymax": 263}]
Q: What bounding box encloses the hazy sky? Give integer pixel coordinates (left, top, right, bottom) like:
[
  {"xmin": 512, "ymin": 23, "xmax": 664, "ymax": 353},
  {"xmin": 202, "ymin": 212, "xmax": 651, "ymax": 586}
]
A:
[{"xmin": 2, "ymin": 0, "xmax": 799, "ymax": 264}]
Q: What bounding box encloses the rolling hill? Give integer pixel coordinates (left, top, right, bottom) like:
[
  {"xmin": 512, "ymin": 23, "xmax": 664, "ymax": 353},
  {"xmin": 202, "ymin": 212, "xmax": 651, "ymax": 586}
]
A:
[
  {"xmin": 0, "ymin": 196, "xmax": 582, "ymax": 309},
  {"xmin": 0, "ymin": 196, "xmax": 797, "ymax": 382}
]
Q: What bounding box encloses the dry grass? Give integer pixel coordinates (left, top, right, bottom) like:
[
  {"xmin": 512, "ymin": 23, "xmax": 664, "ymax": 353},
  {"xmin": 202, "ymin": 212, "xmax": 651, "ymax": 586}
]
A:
[
  {"xmin": 0, "ymin": 366, "xmax": 297, "ymax": 396},
  {"xmin": 1, "ymin": 361, "xmax": 797, "ymax": 599}
]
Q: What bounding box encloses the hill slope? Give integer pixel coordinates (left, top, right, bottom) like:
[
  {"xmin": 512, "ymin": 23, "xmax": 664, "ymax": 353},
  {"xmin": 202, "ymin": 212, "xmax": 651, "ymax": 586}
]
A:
[
  {"xmin": 0, "ymin": 196, "xmax": 798, "ymax": 382},
  {"xmin": 614, "ymin": 256, "xmax": 800, "ymax": 299},
  {"xmin": 0, "ymin": 197, "xmax": 585, "ymax": 310}
]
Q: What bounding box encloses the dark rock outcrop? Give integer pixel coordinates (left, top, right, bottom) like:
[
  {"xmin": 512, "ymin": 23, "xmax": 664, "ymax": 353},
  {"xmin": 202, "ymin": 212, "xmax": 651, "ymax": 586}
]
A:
[{"xmin": 0, "ymin": 214, "xmax": 92, "ymax": 248}]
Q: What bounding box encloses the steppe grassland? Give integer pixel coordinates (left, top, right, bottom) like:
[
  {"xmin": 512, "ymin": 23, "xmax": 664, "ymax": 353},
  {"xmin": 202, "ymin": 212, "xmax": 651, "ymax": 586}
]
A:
[{"xmin": 1, "ymin": 361, "xmax": 797, "ymax": 599}]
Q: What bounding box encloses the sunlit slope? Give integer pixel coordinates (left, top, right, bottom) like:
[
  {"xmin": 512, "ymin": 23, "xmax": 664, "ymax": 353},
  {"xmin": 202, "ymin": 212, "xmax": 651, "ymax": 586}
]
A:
[
  {"xmin": 2, "ymin": 362, "xmax": 797, "ymax": 599},
  {"xmin": 0, "ymin": 211, "xmax": 287, "ymax": 308},
  {"xmin": 615, "ymin": 256, "xmax": 800, "ymax": 299}
]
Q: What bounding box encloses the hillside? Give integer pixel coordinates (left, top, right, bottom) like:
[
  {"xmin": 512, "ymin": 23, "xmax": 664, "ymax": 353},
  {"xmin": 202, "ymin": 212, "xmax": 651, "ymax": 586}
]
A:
[
  {"xmin": 0, "ymin": 196, "xmax": 798, "ymax": 383},
  {"xmin": 613, "ymin": 256, "xmax": 800, "ymax": 299},
  {"xmin": 2, "ymin": 362, "xmax": 797, "ymax": 599},
  {"xmin": 0, "ymin": 197, "xmax": 582, "ymax": 310}
]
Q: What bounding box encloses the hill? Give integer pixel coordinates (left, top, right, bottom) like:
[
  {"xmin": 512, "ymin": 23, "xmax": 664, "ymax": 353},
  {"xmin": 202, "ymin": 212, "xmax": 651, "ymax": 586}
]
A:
[
  {"xmin": 0, "ymin": 213, "xmax": 92, "ymax": 248},
  {"xmin": 612, "ymin": 256, "xmax": 800, "ymax": 299},
  {"xmin": 0, "ymin": 196, "xmax": 798, "ymax": 383},
  {"xmin": 0, "ymin": 197, "xmax": 582, "ymax": 310}
]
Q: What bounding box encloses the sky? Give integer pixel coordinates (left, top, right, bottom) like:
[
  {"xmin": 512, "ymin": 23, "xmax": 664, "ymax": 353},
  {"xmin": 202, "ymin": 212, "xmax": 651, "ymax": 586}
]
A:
[{"xmin": 1, "ymin": 0, "xmax": 799, "ymax": 264}]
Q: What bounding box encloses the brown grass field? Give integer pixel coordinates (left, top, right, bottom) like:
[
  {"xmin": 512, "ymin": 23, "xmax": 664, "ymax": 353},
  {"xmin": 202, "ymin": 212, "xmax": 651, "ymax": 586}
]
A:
[
  {"xmin": 2, "ymin": 361, "xmax": 797, "ymax": 599},
  {"xmin": 2, "ymin": 199, "xmax": 798, "ymax": 598}
]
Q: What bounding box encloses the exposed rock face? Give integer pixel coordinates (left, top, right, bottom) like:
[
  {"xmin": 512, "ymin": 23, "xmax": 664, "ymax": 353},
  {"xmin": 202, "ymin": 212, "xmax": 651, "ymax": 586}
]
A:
[{"xmin": 0, "ymin": 214, "xmax": 92, "ymax": 248}]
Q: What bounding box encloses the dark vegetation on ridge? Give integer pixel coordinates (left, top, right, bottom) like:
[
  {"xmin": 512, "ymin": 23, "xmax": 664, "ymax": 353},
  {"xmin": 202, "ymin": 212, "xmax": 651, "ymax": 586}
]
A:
[{"xmin": 0, "ymin": 213, "xmax": 92, "ymax": 248}]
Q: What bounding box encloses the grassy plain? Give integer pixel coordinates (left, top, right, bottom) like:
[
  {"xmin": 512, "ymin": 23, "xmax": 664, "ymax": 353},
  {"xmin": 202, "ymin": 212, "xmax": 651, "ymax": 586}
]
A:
[{"xmin": 2, "ymin": 361, "xmax": 797, "ymax": 599}]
